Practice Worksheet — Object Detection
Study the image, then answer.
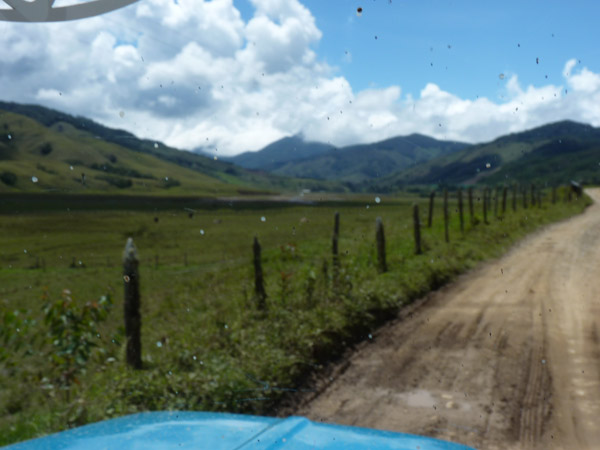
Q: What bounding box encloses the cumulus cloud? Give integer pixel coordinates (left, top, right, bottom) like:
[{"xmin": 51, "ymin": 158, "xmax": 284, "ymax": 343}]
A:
[{"xmin": 1, "ymin": 1, "xmax": 600, "ymax": 156}]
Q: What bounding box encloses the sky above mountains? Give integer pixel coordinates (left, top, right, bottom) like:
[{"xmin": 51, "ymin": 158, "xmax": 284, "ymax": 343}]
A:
[{"xmin": 1, "ymin": 0, "xmax": 599, "ymax": 156}]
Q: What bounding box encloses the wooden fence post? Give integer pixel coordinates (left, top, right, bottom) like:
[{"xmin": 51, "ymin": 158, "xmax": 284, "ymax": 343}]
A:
[
  {"xmin": 427, "ymin": 191, "xmax": 435, "ymax": 228},
  {"xmin": 413, "ymin": 204, "xmax": 422, "ymax": 255},
  {"xmin": 522, "ymin": 187, "xmax": 528, "ymax": 209},
  {"xmin": 376, "ymin": 217, "xmax": 387, "ymax": 273},
  {"xmin": 468, "ymin": 187, "xmax": 474, "ymax": 226},
  {"xmin": 493, "ymin": 187, "xmax": 499, "ymax": 218},
  {"xmin": 458, "ymin": 188, "xmax": 464, "ymax": 233},
  {"xmin": 332, "ymin": 212, "xmax": 340, "ymax": 282},
  {"xmin": 443, "ymin": 188, "xmax": 449, "ymax": 242},
  {"xmin": 512, "ymin": 184, "xmax": 517, "ymax": 212},
  {"xmin": 483, "ymin": 188, "xmax": 489, "ymax": 224},
  {"xmin": 530, "ymin": 184, "xmax": 536, "ymax": 207},
  {"xmin": 537, "ymin": 189, "xmax": 542, "ymax": 208},
  {"xmin": 253, "ymin": 236, "xmax": 267, "ymax": 310},
  {"xmin": 502, "ymin": 186, "xmax": 507, "ymax": 216},
  {"xmin": 123, "ymin": 238, "xmax": 142, "ymax": 370}
]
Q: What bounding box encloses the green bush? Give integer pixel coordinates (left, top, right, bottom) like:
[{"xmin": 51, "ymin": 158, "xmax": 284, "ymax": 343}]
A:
[
  {"xmin": 96, "ymin": 175, "xmax": 133, "ymax": 189},
  {"xmin": 0, "ymin": 308, "xmax": 37, "ymax": 369},
  {"xmin": 0, "ymin": 171, "xmax": 17, "ymax": 186},
  {"xmin": 90, "ymin": 163, "xmax": 154, "ymax": 180},
  {"xmin": 162, "ymin": 177, "xmax": 181, "ymax": 188},
  {"xmin": 40, "ymin": 143, "xmax": 53, "ymax": 156},
  {"xmin": 42, "ymin": 290, "xmax": 113, "ymax": 390}
]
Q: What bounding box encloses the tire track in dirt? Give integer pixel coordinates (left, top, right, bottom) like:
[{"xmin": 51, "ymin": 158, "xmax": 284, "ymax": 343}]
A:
[{"xmin": 294, "ymin": 189, "xmax": 600, "ymax": 449}]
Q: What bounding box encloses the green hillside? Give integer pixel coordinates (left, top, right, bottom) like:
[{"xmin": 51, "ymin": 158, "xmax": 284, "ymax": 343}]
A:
[
  {"xmin": 231, "ymin": 133, "xmax": 469, "ymax": 185},
  {"xmin": 0, "ymin": 102, "xmax": 346, "ymax": 195},
  {"xmin": 368, "ymin": 121, "xmax": 600, "ymax": 191}
]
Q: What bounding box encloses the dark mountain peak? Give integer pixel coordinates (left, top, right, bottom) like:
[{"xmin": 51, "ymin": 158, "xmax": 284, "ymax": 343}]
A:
[
  {"xmin": 230, "ymin": 136, "xmax": 336, "ymax": 170},
  {"xmin": 493, "ymin": 120, "xmax": 599, "ymax": 145},
  {"xmin": 381, "ymin": 133, "xmax": 469, "ymax": 148}
]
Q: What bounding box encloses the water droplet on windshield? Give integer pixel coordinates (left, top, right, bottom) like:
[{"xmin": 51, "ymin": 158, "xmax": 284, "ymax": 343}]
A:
[
  {"xmin": 499, "ymin": 73, "xmax": 505, "ymax": 80},
  {"xmin": 375, "ymin": 197, "xmax": 381, "ymax": 203},
  {"xmin": 156, "ymin": 341, "xmax": 163, "ymax": 348},
  {"xmin": 486, "ymin": 163, "xmax": 491, "ymax": 169},
  {"xmin": 261, "ymin": 216, "xmax": 266, "ymax": 222},
  {"xmin": 69, "ymin": 166, "xmax": 73, "ymax": 170},
  {"xmin": 119, "ymin": 110, "xmax": 125, "ymax": 118},
  {"xmin": 200, "ymin": 229, "xmax": 205, "ymax": 235},
  {"xmin": 31, "ymin": 176, "xmax": 38, "ymax": 183},
  {"xmin": 356, "ymin": 6, "xmax": 363, "ymax": 16},
  {"xmin": 154, "ymin": 143, "xmax": 159, "ymax": 148}
]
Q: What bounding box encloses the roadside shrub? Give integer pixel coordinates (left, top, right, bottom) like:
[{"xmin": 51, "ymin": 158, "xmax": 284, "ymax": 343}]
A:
[
  {"xmin": 42, "ymin": 289, "xmax": 113, "ymax": 391},
  {"xmin": 0, "ymin": 308, "xmax": 37, "ymax": 370}
]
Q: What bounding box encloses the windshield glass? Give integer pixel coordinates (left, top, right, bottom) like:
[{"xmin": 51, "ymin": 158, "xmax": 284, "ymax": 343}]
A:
[{"xmin": 1, "ymin": 1, "xmax": 599, "ymax": 449}]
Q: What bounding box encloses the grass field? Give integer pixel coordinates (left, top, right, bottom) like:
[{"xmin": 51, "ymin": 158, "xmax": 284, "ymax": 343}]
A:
[{"xmin": 0, "ymin": 189, "xmax": 590, "ymax": 445}]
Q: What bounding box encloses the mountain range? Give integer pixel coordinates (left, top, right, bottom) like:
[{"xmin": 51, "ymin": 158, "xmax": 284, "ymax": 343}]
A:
[
  {"xmin": 231, "ymin": 121, "xmax": 600, "ymax": 190},
  {"xmin": 367, "ymin": 120, "xmax": 600, "ymax": 191},
  {"xmin": 228, "ymin": 134, "xmax": 469, "ymax": 185},
  {"xmin": 1, "ymin": 100, "xmax": 599, "ymax": 195}
]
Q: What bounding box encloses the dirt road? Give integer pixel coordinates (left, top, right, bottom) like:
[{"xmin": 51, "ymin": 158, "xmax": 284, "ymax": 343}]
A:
[{"xmin": 295, "ymin": 190, "xmax": 600, "ymax": 449}]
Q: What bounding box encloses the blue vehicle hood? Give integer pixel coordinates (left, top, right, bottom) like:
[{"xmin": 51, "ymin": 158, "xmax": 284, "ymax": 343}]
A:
[{"xmin": 2, "ymin": 411, "xmax": 475, "ymax": 449}]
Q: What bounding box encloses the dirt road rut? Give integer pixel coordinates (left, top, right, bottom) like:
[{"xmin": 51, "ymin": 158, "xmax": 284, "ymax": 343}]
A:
[{"xmin": 296, "ymin": 190, "xmax": 600, "ymax": 449}]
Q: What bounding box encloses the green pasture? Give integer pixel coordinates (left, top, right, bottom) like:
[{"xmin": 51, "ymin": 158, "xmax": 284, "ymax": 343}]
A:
[{"xmin": 0, "ymin": 189, "xmax": 590, "ymax": 445}]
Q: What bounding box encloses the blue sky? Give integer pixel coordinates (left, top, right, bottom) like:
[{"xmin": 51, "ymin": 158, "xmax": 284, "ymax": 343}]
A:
[
  {"xmin": 237, "ymin": 0, "xmax": 598, "ymax": 99},
  {"xmin": 2, "ymin": 0, "xmax": 600, "ymax": 154}
]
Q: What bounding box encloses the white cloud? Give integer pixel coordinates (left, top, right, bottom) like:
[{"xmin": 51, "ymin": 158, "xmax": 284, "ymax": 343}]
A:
[
  {"xmin": 563, "ymin": 58, "xmax": 577, "ymax": 78},
  {"xmin": 568, "ymin": 68, "xmax": 600, "ymax": 93},
  {"xmin": 1, "ymin": 1, "xmax": 600, "ymax": 156}
]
